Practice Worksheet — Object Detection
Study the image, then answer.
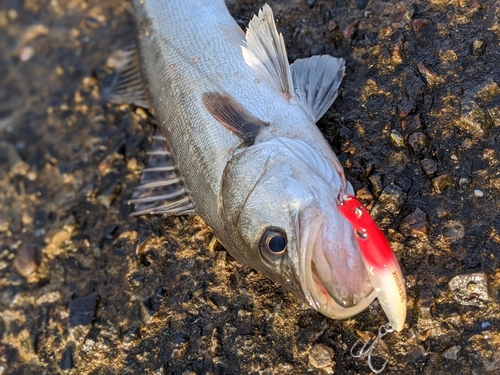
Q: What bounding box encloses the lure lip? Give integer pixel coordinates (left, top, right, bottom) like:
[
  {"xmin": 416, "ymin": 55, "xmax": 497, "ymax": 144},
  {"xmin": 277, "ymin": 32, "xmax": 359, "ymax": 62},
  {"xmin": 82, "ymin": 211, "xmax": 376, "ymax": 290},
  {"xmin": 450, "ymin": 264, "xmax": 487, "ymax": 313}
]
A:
[{"xmin": 339, "ymin": 195, "xmax": 407, "ymax": 331}]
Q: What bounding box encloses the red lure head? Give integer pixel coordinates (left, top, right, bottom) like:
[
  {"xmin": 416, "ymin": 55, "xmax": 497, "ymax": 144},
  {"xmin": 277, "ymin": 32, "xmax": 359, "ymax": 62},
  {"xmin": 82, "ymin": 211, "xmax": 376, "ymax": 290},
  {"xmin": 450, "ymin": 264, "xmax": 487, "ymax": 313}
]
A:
[{"xmin": 339, "ymin": 195, "xmax": 394, "ymax": 271}]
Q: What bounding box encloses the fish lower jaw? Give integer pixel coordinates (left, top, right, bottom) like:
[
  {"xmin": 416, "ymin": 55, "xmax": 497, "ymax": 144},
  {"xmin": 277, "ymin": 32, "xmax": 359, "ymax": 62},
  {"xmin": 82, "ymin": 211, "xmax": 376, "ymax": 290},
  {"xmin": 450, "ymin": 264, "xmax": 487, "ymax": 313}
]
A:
[{"xmin": 303, "ymin": 270, "xmax": 377, "ymax": 320}]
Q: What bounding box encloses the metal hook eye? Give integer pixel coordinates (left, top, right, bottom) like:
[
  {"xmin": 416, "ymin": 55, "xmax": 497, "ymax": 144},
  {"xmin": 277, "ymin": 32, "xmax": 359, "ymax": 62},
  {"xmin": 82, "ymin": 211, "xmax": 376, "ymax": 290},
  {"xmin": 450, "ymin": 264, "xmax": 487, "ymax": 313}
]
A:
[{"xmin": 350, "ymin": 323, "xmax": 395, "ymax": 373}]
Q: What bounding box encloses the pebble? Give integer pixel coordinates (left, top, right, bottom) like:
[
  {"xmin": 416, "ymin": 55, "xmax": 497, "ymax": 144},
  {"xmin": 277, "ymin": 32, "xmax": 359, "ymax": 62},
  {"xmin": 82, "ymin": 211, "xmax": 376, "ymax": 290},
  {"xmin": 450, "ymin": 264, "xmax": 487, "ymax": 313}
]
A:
[
  {"xmin": 19, "ymin": 46, "xmax": 35, "ymax": 62},
  {"xmin": 339, "ymin": 126, "xmax": 353, "ymax": 138},
  {"xmin": 59, "ymin": 345, "xmax": 74, "ymax": 371},
  {"xmin": 309, "ymin": 343, "xmax": 334, "ymax": 369},
  {"xmin": 13, "ymin": 243, "xmax": 39, "ymax": 277},
  {"xmin": 399, "ymin": 208, "xmax": 429, "ymax": 239},
  {"xmin": 442, "ymin": 220, "xmax": 465, "ymax": 243},
  {"xmin": 310, "ymin": 44, "xmax": 325, "ymax": 55},
  {"xmin": 327, "ymin": 19, "xmax": 338, "ymax": 31},
  {"xmin": 342, "ymin": 19, "xmax": 359, "ymax": 40},
  {"xmin": 412, "ymin": 18, "xmax": 430, "ymax": 33},
  {"xmin": 408, "ymin": 131, "xmax": 428, "ymax": 153},
  {"xmin": 369, "ymin": 174, "xmax": 384, "ymax": 195},
  {"xmin": 420, "ymin": 158, "xmax": 437, "ymax": 176},
  {"xmin": 432, "ymin": 174, "xmax": 453, "ymax": 194},
  {"xmin": 448, "ymin": 272, "xmax": 489, "ymax": 306},
  {"xmin": 474, "ymin": 189, "xmax": 484, "ymax": 197},
  {"xmin": 356, "ymin": 187, "xmax": 374, "ymax": 205},
  {"xmin": 371, "ymin": 183, "xmax": 406, "ymax": 227},
  {"xmin": 442, "ymin": 345, "xmax": 461, "ymax": 360},
  {"xmin": 417, "ymin": 62, "xmax": 440, "ymax": 84},
  {"xmin": 69, "ymin": 293, "xmax": 97, "ymax": 327},
  {"xmin": 458, "ymin": 176, "xmax": 470, "ymax": 192},
  {"xmin": 436, "ymin": 206, "xmax": 448, "ymax": 218},
  {"xmin": 470, "ymin": 39, "xmax": 485, "ymax": 56},
  {"xmin": 401, "ymin": 114, "xmax": 424, "ymax": 133},
  {"xmin": 398, "ymin": 73, "xmax": 425, "ymax": 118},
  {"xmin": 417, "ymin": 287, "xmax": 434, "ymax": 320},
  {"xmin": 390, "ymin": 129, "xmax": 405, "ymax": 147},
  {"xmin": 45, "ymin": 228, "xmax": 72, "ymax": 259}
]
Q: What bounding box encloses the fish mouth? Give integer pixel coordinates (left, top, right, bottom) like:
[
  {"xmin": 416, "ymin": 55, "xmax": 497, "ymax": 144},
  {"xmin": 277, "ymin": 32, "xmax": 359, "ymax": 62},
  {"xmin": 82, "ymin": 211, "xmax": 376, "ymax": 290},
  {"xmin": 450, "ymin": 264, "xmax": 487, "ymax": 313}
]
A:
[{"xmin": 295, "ymin": 207, "xmax": 377, "ymax": 319}]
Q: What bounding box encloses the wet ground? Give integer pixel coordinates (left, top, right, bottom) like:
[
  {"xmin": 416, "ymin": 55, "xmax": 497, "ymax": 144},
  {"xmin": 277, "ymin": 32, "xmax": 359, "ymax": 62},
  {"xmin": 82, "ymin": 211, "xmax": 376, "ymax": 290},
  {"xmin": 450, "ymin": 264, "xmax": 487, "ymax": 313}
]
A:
[{"xmin": 1, "ymin": 0, "xmax": 500, "ymax": 374}]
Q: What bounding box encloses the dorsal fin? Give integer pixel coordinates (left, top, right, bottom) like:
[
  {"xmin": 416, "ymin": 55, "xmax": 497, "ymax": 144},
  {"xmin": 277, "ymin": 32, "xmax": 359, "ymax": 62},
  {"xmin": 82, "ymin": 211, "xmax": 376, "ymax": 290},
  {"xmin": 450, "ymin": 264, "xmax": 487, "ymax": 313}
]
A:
[
  {"xmin": 290, "ymin": 55, "xmax": 345, "ymax": 122},
  {"xmin": 101, "ymin": 45, "xmax": 150, "ymax": 109},
  {"xmin": 128, "ymin": 129, "xmax": 194, "ymax": 216},
  {"xmin": 241, "ymin": 4, "xmax": 294, "ymax": 100}
]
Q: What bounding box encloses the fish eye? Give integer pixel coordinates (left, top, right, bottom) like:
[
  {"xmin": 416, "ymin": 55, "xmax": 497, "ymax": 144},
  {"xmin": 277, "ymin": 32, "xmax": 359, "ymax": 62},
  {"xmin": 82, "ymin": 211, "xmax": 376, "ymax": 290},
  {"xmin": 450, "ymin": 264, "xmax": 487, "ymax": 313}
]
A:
[{"xmin": 260, "ymin": 228, "xmax": 287, "ymax": 262}]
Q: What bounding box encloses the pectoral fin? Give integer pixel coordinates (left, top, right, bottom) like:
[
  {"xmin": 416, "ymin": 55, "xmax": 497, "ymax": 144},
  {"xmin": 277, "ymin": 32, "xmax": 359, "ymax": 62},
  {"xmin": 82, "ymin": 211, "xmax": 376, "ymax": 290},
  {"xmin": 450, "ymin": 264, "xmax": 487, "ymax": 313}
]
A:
[
  {"xmin": 241, "ymin": 4, "xmax": 294, "ymax": 100},
  {"xmin": 202, "ymin": 92, "xmax": 267, "ymax": 146},
  {"xmin": 290, "ymin": 55, "xmax": 345, "ymax": 122}
]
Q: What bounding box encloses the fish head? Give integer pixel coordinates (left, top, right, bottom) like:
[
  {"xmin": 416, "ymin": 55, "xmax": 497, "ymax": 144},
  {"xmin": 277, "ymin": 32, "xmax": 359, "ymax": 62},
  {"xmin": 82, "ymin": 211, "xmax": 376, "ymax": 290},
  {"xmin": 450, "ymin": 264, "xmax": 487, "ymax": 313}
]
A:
[{"xmin": 220, "ymin": 138, "xmax": 377, "ymax": 319}]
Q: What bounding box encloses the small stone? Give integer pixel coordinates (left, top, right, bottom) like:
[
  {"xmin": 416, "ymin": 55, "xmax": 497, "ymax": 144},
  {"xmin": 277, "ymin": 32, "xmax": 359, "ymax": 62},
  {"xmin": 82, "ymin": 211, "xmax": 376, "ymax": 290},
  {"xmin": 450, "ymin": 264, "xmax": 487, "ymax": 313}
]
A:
[
  {"xmin": 418, "ymin": 288, "xmax": 434, "ymax": 320},
  {"xmin": 127, "ymin": 158, "xmax": 139, "ymax": 171},
  {"xmin": 390, "ymin": 130, "xmax": 405, "ymax": 147},
  {"xmin": 436, "ymin": 207, "xmax": 448, "ymax": 218},
  {"xmin": 96, "ymin": 192, "xmax": 115, "ymax": 208},
  {"xmin": 420, "ymin": 158, "xmax": 437, "ymax": 176},
  {"xmin": 371, "ymin": 183, "xmax": 406, "ymax": 228},
  {"xmin": 442, "ymin": 220, "xmax": 465, "ymax": 243},
  {"xmin": 399, "ymin": 208, "xmax": 429, "ymax": 239},
  {"xmin": 432, "ymin": 174, "xmax": 453, "ymax": 194},
  {"xmin": 327, "ymin": 19, "xmax": 339, "ymax": 31},
  {"xmin": 458, "ymin": 177, "xmax": 470, "ymax": 192},
  {"xmin": 310, "ymin": 44, "xmax": 325, "ymax": 55},
  {"xmin": 417, "ymin": 62, "xmax": 440, "ymax": 84},
  {"xmin": 401, "ymin": 114, "xmax": 424, "ymax": 133},
  {"xmin": 474, "ymin": 189, "xmax": 484, "ymax": 197},
  {"xmin": 448, "ymin": 272, "xmax": 489, "ymax": 306},
  {"xmin": 392, "ymin": 36, "xmax": 404, "ymax": 63},
  {"xmin": 470, "ymin": 39, "xmax": 485, "ymax": 56},
  {"xmin": 356, "ymin": 187, "xmax": 374, "ymax": 205},
  {"xmin": 135, "ymin": 107, "xmax": 148, "ymax": 120},
  {"xmin": 412, "ymin": 18, "xmax": 430, "ymax": 33},
  {"xmin": 408, "ymin": 131, "xmax": 428, "ymax": 153},
  {"xmin": 59, "ymin": 346, "xmax": 74, "ymax": 371},
  {"xmin": 369, "ymin": 175, "xmax": 384, "ymax": 195},
  {"xmin": 482, "ymin": 147, "xmax": 495, "ymax": 160},
  {"xmin": 13, "ymin": 243, "xmax": 39, "ymax": 277},
  {"xmin": 19, "ymin": 46, "xmax": 35, "ymax": 62},
  {"xmin": 442, "ymin": 345, "xmax": 461, "ymax": 360},
  {"xmin": 69, "ymin": 293, "xmax": 98, "ymax": 327},
  {"xmin": 309, "ymin": 344, "xmax": 334, "ymax": 369},
  {"xmin": 342, "ymin": 19, "xmax": 359, "ymax": 40},
  {"xmin": 339, "ymin": 126, "xmax": 353, "ymax": 138}
]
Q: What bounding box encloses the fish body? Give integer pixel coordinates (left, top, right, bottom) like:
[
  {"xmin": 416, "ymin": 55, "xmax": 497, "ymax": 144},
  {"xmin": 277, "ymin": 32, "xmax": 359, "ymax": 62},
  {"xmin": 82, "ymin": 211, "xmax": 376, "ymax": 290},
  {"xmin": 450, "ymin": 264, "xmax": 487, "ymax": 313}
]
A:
[{"xmin": 123, "ymin": 0, "xmax": 406, "ymax": 328}]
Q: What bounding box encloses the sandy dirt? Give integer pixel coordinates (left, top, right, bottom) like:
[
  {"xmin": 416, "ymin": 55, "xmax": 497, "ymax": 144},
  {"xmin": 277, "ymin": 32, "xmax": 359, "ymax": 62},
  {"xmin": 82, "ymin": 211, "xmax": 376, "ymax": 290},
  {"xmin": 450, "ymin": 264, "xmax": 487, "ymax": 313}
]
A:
[{"xmin": 1, "ymin": 0, "xmax": 500, "ymax": 374}]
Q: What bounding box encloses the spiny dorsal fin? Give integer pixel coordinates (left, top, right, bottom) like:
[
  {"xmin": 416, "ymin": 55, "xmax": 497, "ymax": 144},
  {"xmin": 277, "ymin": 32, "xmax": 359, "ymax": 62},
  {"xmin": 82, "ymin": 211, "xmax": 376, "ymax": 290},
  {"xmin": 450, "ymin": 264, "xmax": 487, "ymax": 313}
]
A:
[
  {"xmin": 202, "ymin": 92, "xmax": 267, "ymax": 146},
  {"xmin": 242, "ymin": 4, "xmax": 294, "ymax": 100},
  {"xmin": 101, "ymin": 45, "xmax": 150, "ymax": 109},
  {"xmin": 129, "ymin": 129, "xmax": 194, "ymax": 216},
  {"xmin": 290, "ymin": 55, "xmax": 345, "ymax": 122}
]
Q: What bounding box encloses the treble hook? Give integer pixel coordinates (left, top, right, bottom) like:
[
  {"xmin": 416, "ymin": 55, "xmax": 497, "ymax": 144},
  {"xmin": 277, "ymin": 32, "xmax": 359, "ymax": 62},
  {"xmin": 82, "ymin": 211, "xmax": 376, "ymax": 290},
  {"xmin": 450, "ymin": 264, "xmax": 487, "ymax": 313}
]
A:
[{"xmin": 350, "ymin": 323, "xmax": 395, "ymax": 374}]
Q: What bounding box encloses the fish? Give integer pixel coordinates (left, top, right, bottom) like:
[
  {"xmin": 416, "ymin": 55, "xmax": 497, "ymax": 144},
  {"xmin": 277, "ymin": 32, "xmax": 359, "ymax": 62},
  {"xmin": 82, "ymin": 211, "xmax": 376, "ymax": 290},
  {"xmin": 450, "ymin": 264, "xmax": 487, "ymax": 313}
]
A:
[{"xmin": 105, "ymin": 0, "xmax": 407, "ymax": 331}]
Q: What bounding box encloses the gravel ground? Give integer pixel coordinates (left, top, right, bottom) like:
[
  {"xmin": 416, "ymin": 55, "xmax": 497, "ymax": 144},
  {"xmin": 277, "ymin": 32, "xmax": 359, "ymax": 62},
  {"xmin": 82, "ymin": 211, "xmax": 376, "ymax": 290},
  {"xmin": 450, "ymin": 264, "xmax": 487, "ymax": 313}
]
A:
[{"xmin": 1, "ymin": 0, "xmax": 499, "ymax": 374}]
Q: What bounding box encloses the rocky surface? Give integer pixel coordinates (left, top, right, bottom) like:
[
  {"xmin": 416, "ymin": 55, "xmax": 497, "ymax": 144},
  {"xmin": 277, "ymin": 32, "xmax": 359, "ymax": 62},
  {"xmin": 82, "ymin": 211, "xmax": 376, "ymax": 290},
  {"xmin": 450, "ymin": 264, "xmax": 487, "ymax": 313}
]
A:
[{"xmin": 1, "ymin": 0, "xmax": 499, "ymax": 374}]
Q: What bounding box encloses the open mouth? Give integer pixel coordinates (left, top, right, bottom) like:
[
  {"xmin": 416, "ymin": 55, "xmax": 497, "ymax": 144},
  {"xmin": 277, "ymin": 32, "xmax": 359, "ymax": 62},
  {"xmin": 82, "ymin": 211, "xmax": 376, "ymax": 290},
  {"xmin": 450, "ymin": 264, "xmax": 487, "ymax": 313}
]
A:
[{"xmin": 296, "ymin": 208, "xmax": 377, "ymax": 319}]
